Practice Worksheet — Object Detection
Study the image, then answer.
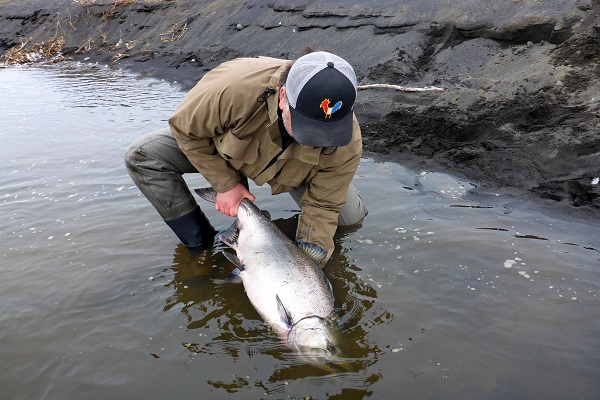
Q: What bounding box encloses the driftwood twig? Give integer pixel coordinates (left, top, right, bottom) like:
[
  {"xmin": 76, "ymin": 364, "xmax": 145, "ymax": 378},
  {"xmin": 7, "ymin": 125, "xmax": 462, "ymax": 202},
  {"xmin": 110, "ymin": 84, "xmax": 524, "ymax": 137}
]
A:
[{"xmin": 357, "ymin": 84, "xmax": 444, "ymax": 92}]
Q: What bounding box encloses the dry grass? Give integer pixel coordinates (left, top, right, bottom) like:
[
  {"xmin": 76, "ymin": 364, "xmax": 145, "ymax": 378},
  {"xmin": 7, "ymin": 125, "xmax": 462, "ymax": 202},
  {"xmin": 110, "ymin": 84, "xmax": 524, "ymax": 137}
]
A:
[
  {"xmin": 72, "ymin": 0, "xmax": 168, "ymax": 5},
  {"xmin": 75, "ymin": 36, "xmax": 95, "ymax": 54},
  {"xmin": 159, "ymin": 22, "xmax": 187, "ymax": 42},
  {"xmin": 0, "ymin": 35, "xmax": 70, "ymax": 66},
  {"xmin": 73, "ymin": 0, "xmax": 139, "ymax": 6},
  {"xmin": 111, "ymin": 52, "xmax": 130, "ymax": 64},
  {"xmin": 1, "ymin": 0, "xmax": 176, "ymax": 67}
]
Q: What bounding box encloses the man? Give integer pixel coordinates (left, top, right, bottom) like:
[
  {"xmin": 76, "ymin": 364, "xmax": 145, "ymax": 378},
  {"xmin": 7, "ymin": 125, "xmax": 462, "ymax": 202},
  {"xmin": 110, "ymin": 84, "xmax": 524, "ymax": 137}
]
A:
[{"xmin": 125, "ymin": 50, "xmax": 367, "ymax": 265}]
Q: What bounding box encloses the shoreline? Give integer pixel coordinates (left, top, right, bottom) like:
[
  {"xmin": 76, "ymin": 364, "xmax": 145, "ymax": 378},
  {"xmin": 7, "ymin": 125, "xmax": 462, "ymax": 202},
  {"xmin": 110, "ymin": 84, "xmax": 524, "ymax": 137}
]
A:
[{"xmin": 1, "ymin": 0, "xmax": 599, "ymax": 220}]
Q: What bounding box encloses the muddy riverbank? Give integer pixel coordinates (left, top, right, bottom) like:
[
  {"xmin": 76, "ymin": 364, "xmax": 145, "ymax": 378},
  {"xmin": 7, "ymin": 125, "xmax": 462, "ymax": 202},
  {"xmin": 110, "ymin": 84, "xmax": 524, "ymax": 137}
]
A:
[{"xmin": 1, "ymin": 0, "xmax": 599, "ymax": 218}]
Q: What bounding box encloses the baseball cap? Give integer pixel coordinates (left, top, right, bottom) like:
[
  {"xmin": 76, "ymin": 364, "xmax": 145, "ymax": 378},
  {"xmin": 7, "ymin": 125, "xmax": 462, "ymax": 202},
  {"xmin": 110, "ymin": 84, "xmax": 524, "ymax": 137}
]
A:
[{"xmin": 285, "ymin": 51, "xmax": 357, "ymax": 147}]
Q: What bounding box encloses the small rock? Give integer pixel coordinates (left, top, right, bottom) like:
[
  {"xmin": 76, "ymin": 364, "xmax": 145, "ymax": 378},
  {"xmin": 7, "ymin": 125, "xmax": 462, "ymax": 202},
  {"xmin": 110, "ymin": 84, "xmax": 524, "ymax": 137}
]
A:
[{"xmin": 236, "ymin": 23, "xmax": 243, "ymax": 30}]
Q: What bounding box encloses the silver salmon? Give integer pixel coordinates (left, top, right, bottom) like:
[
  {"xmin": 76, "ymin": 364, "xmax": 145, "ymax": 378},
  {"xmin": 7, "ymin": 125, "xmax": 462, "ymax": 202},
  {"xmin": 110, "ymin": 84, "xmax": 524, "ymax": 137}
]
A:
[{"xmin": 195, "ymin": 188, "xmax": 342, "ymax": 364}]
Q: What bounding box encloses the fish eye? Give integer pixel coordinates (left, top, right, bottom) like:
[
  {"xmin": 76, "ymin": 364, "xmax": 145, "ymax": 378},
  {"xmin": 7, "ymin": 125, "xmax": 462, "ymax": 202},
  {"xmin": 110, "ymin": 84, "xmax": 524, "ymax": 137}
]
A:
[{"xmin": 327, "ymin": 344, "xmax": 337, "ymax": 355}]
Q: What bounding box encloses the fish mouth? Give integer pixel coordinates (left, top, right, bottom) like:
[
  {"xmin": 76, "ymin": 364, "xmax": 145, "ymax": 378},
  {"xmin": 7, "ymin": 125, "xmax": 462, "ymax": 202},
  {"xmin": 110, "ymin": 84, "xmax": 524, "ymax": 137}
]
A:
[
  {"xmin": 308, "ymin": 347, "xmax": 335, "ymax": 358},
  {"xmin": 297, "ymin": 349, "xmax": 351, "ymax": 373},
  {"xmin": 287, "ymin": 316, "xmax": 344, "ymax": 369},
  {"xmin": 295, "ymin": 341, "xmax": 340, "ymax": 359}
]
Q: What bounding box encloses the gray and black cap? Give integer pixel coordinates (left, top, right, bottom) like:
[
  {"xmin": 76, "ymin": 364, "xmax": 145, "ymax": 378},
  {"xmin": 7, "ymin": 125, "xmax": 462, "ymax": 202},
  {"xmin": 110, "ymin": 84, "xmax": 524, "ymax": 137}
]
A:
[{"xmin": 285, "ymin": 52, "xmax": 357, "ymax": 147}]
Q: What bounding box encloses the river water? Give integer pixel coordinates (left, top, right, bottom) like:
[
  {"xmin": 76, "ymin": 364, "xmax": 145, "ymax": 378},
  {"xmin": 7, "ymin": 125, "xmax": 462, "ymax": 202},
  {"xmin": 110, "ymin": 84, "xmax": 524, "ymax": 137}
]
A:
[{"xmin": 1, "ymin": 63, "xmax": 599, "ymax": 400}]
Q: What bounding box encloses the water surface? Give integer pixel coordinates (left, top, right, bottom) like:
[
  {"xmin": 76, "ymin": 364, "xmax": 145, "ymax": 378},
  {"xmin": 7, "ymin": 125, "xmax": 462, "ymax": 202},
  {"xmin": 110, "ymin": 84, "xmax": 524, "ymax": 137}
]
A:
[{"xmin": 1, "ymin": 63, "xmax": 598, "ymax": 400}]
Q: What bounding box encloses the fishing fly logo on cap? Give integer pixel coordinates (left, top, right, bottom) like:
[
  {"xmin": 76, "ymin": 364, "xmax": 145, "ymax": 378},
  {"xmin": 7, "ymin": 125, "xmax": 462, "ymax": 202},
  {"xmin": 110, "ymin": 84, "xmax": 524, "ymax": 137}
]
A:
[{"xmin": 286, "ymin": 52, "xmax": 357, "ymax": 147}]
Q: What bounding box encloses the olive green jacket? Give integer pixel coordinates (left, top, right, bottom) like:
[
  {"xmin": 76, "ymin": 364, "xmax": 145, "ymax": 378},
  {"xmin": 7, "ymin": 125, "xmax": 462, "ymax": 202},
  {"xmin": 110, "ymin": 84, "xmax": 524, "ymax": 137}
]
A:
[{"xmin": 168, "ymin": 56, "xmax": 362, "ymax": 260}]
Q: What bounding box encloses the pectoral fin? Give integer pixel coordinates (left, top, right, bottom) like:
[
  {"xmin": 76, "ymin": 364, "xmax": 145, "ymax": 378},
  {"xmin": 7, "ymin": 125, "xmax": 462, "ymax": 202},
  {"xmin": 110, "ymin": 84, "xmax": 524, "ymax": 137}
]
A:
[
  {"xmin": 222, "ymin": 251, "xmax": 244, "ymax": 283},
  {"xmin": 222, "ymin": 251, "xmax": 244, "ymax": 270},
  {"xmin": 276, "ymin": 295, "xmax": 293, "ymax": 328}
]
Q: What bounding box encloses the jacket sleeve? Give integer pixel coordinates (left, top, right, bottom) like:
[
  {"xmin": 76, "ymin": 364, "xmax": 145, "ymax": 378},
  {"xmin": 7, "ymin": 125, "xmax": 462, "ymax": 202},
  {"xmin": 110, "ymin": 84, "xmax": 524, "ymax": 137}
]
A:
[
  {"xmin": 168, "ymin": 81, "xmax": 240, "ymax": 193},
  {"xmin": 295, "ymin": 127, "xmax": 362, "ymax": 262}
]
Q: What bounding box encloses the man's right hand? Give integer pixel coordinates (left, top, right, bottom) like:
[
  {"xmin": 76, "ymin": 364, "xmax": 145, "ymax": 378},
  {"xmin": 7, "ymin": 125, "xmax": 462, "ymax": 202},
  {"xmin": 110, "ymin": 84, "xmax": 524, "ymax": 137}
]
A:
[{"xmin": 215, "ymin": 183, "xmax": 256, "ymax": 217}]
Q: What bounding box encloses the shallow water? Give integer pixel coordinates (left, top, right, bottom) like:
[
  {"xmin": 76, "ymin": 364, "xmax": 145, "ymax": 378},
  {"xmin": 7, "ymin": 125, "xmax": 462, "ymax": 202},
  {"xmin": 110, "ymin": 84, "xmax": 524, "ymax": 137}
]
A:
[{"xmin": 1, "ymin": 63, "xmax": 599, "ymax": 400}]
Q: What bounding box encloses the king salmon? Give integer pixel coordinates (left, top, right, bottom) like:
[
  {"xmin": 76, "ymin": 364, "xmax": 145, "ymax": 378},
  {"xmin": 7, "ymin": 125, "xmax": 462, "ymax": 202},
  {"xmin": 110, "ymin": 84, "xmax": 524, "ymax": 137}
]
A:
[{"xmin": 195, "ymin": 188, "xmax": 342, "ymax": 365}]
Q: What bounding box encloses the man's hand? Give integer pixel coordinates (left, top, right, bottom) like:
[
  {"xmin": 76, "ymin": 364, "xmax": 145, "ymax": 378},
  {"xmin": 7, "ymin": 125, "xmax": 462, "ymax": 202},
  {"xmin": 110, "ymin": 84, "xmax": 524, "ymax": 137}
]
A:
[{"xmin": 215, "ymin": 183, "xmax": 256, "ymax": 217}]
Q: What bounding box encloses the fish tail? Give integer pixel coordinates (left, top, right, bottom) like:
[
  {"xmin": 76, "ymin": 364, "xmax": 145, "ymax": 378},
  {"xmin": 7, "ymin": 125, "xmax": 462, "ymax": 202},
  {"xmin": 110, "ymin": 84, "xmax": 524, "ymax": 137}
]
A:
[{"xmin": 194, "ymin": 188, "xmax": 217, "ymax": 203}]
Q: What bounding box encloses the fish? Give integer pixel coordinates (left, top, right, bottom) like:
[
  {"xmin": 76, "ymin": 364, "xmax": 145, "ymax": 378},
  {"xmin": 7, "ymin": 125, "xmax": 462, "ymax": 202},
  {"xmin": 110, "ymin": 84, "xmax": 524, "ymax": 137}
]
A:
[{"xmin": 194, "ymin": 188, "xmax": 343, "ymax": 366}]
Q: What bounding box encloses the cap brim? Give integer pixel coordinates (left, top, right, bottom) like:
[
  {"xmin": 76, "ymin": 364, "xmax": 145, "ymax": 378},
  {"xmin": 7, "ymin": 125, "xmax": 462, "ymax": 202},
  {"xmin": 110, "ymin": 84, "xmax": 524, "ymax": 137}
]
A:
[{"xmin": 289, "ymin": 106, "xmax": 353, "ymax": 147}]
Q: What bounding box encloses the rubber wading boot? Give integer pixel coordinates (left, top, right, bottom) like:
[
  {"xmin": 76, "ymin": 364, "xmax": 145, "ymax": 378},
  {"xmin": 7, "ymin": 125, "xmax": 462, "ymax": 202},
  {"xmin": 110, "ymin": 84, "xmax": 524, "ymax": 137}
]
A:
[{"xmin": 165, "ymin": 206, "xmax": 216, "ymax": 253}]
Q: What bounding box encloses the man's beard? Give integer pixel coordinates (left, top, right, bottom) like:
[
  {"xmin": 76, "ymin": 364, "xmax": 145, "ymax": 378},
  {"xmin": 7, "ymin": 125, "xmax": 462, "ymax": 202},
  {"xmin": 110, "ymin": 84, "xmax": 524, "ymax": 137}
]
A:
[{"xmin": 282, "ymin": 104, "xmax": 293, "ymax": 137}]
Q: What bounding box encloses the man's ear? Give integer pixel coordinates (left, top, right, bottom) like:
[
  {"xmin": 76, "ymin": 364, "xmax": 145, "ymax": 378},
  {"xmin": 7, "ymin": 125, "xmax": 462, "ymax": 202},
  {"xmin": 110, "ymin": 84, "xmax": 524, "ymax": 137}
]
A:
[{"xmin": 279, "ymin": 86, "xmax": 286, "ymax": 109}]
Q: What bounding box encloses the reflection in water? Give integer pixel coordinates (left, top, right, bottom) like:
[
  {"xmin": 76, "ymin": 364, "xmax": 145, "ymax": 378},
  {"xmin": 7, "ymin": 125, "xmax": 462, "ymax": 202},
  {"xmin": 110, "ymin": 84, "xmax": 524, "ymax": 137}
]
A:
[{"xmin": 163, "ymin": 244, "xmax": 218, "ymax": 317}]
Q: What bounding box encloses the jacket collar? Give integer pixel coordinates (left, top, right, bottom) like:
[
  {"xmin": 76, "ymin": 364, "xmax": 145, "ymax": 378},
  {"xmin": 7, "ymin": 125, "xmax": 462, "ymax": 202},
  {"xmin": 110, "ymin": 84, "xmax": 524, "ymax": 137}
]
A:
[
  {"xmin": 267, "ymin": 61, "xmax": 324, "ymax": 165},
  {"xmin": 266, "ymin": 63, "xmax": 291, "ymax": 124}
]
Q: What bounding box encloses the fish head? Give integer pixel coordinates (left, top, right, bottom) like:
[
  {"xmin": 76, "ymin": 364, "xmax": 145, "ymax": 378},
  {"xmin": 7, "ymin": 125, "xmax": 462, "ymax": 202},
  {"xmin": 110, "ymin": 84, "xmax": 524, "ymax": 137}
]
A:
[
  {"xmin": 287, "ymin": 316, "xmax": 342, "ymax": 361},
  {"xmin": 237, "ymin": 198, "xmax": 263, "ymax": 222}
]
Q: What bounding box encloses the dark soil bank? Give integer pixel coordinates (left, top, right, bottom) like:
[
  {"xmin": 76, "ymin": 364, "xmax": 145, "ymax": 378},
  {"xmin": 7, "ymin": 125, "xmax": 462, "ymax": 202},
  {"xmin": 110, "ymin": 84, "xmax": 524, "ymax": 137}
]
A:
[{"xmin": 1, "ymin": 0, "xmax": 599, "ymax": 218}]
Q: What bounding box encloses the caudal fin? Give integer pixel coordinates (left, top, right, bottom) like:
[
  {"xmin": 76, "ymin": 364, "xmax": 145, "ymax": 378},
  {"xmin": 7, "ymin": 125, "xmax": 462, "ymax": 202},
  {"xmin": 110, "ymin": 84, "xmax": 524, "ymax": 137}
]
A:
[{"xmin": 194, "ymin": 188, "xmax": 217, "ymax": 203}]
